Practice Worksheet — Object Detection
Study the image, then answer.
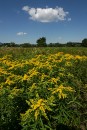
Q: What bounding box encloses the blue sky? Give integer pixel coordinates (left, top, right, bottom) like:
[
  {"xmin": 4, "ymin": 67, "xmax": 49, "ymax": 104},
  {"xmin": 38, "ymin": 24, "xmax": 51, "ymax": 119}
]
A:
[{"xmin": 0, "ymin": 0, "xmax": 87, "ymax": 44}]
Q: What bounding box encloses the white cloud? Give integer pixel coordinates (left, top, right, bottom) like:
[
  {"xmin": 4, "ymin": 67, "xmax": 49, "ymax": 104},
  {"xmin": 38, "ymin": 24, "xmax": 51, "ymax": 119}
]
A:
[
  {"xmin": 22, "ymin": 6, "xmax": 69, "ymax": 22},
  {"xmin": 17, "ymin": 32, "xmax": 27, "ymax": 36},
  {"xmin": 68, "ymin": 18, "xmax": 71, "ymax": 21},
  {"xmin": 22, "ymin": 6, "xmax": 29, "ymax": 11}
]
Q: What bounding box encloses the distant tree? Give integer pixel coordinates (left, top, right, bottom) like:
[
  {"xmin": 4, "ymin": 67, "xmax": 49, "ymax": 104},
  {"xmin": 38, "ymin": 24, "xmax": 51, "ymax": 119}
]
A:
[
  {"xmin": 54, "ymin": 43, "xmax": 62, "ymax": 47},
  {"xmin": 66, "ymin": 42, "xmax": 82, "ymax": 47},
  {"xmin": 47, "ymin": 43, "xmax": 54, "ymax": 47},
  {"xmin": 82, "ymin": 38, "xmax": 87, "ymax": 47},
  {"xmin": 48, "ymin": 42, "xmax": 66, "ymax": 47},
  {"xmin": 31, "ymin": 44, "xmax": 36, "ymax": 47},
  {"xmin": 66, "ymin": 42, "xmax": 75, "ymax": 47},
  {"xmin": 3, "ymin": 42, "xmax": 16, "ymax": 47},
  {"xmin": 36, "ymin": 37, "xmax": 47, "ymax": 47},
  {"xmin": 0, "ymin": 42, "xmax": 3, "ymax": 47},
  {"xmin": 20, "ymin": 43, "xmax": 31, "ymax": 47},
  {"xmin": 10, "ymin": 42, "xmax": 16, "ymax": 47}
]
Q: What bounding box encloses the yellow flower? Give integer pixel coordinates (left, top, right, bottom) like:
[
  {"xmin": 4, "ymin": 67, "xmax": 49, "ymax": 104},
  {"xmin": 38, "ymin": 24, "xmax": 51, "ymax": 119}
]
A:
[
  {"xmin": 23, "ymin": 74, "xmax": 29, "ymax": 80},
  {"xmin": 30, "ymin": 83, "xmax": 37, "ymax": 91},
  {"xmin": 50, "ymin": 85, "xmax": 74, "ymax": 99},
  {"xmin": 50, "ymin": 78, "xmax": 58, "ymax": 84},
  {"xmin": 65, "ymin": 61, "xmax": 72, "ymax": 66},
  {"xmin": 65, "ymin": 54, "xmax": 74, "ymax": 60},
  {"xmin": 34, "ymin": 110, "xmax": 39, "ymax": 120},
  {"xmin": 33, "ymin": 99, "xmax": 44, "ymax": 110},
  {"xmin": 75, "ymin": 55, "xmax": 82, "ymax": 60},
  {"xmin": 41, "ymin": 73, "xmax": 48, "ymax": 81},
  {"xmin": 5, "ymin": 78, "xmax": 14, "ymax": 85},
  {"xmin": 29, "ymin": 98, "xmax": 51, "ymax": 120}
]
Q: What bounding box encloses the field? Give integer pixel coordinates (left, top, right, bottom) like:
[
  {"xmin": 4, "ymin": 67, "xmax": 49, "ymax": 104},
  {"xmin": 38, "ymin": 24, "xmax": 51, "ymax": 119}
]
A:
[{"xmin": 0, "ymin": 47, "xmax": 87, "ymax": 130}]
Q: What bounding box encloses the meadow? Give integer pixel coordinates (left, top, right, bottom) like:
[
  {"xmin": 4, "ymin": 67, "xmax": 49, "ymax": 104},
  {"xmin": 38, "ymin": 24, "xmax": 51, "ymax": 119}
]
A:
[{"xmin": 0, "ymin": 47, "xmax": 87, "ymax": 130}]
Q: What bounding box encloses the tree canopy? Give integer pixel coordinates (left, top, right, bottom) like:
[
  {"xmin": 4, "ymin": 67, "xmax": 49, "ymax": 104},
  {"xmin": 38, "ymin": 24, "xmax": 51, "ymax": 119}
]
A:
[
  {"xmin": 36, "ymin": 37, "xmax": 47, "ymax": 47},
  {"xmin": 82, "ymin": 38, "xmax": 87, "ymax": 47}
]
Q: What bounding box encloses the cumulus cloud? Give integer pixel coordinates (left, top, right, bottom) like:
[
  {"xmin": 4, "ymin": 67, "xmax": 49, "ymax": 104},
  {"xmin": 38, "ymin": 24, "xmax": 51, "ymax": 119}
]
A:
[
  {"xmin": 22, "ymin": 6, "xmax": 69, "ymax": 22},
  {"xmin": 17, "ymin": 32, "xmax": 27, "ymax": 36},
  {"xmin": 68, "ymin": 18, "xmax": 71, "ymax": 21}
]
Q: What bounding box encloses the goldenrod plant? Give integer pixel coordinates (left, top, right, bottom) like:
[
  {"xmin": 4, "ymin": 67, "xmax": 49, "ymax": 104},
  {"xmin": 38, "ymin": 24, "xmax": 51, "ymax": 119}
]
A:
[{"xmin": 0, "ymin": 47, "xmax": 87, "ymax": 130}]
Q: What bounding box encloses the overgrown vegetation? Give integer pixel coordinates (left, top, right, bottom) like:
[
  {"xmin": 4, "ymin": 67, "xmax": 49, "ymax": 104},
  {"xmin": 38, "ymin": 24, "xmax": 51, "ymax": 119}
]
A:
[{"xmin": 0, "ymin": 47, "xmax": 87, "ymax": 130}]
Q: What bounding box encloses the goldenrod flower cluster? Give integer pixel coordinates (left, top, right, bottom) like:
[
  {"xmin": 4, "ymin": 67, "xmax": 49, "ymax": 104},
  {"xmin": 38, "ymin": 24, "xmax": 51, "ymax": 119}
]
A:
[{"xmin": 0, "ymin": 52, "xmax": 87, "ymax": 127}]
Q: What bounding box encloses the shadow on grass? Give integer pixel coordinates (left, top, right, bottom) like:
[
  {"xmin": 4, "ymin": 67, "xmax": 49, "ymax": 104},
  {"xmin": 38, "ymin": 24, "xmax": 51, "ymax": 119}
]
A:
[{"xmin": 56, "ymin": 124, "xmax": 81, "ymax": 130}]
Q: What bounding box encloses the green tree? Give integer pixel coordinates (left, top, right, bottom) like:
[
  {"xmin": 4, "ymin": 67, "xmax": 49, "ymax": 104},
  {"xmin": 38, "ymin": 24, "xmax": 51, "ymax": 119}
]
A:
[
  {"xmin": 82, "ymin": 38, "xmax": 87, "ymax": 47},
  {"xmin": 36, "ymin": 37, "xmax": 47, "ymax": 47}
]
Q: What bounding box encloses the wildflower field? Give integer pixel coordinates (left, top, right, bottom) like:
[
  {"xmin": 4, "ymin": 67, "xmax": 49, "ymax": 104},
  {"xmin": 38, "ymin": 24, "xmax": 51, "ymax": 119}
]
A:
[{"xmin": 0, "ymin": 47, "xmax": 87, "ymax": 130}]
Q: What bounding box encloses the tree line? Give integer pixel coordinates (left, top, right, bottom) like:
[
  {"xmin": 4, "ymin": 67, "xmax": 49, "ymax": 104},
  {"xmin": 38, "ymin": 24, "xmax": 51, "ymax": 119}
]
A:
[{"xmin": 0, "ymin": 37, "xmax": 87, "ymax": 47}]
